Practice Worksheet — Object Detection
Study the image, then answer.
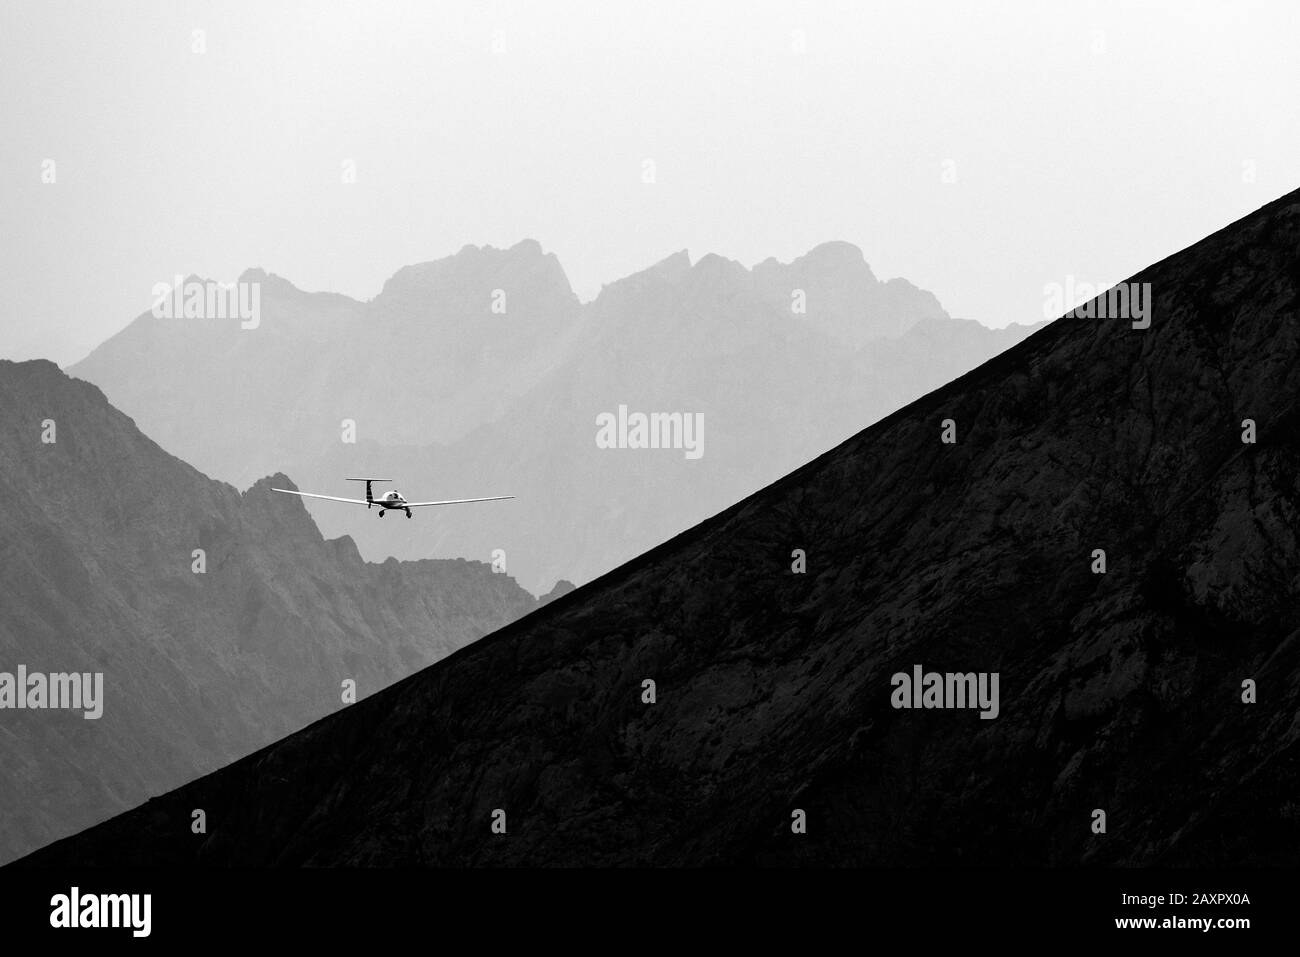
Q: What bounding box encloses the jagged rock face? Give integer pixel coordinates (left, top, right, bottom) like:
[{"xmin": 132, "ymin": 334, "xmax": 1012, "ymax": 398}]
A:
[
  {"xmin": 0, "ymin": 361, "xmax": 538, "ymax": 865},
  {"xmin": 70, "ymin": 242, "xmax": 1035, "ymax": 593},
  {"xmin": 20, "ymin": 192, "xmax": 1300, "ymax": 868}
]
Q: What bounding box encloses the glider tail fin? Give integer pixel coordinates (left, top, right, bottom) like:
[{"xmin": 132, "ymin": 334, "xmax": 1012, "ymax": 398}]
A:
[{"xmin": 345, "ymin": 477, "xmax": 392, "ymax": 507}]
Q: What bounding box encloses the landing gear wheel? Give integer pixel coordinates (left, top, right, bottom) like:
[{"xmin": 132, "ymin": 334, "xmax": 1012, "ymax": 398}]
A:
[
  {"xmin": 378, "ymin": 510, "xmax": 385, "ymax": 518},
  {"xmin": 405, "ymin": 509, "xmax": 412, "ymax": 518}
]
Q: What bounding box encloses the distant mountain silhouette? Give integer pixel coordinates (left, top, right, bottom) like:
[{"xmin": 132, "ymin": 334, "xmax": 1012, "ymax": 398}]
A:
[
  {"xmin": 0, "ymin": 360, "xmax": 537, "ymax": 864},
  {"xmin": 539, "ymin": 579, "xmax": 577, "ymax": 605},
  {"xmin": 71, "ymin": 243, "xmax": 1039, "ymax": 593},
  {"xmin": 23, "ymin": 190, "xmax": 1300, "ymax": 867}
]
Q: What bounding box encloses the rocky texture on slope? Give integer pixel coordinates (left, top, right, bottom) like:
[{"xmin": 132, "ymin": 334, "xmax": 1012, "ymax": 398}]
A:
[
  {"xmin": 70, "ymin": 243, "xmax": 1037, "ymax": 593},
  {"xmin": 0, "ymin": 360, "xmax": 537, "ymax": 864},
  {"xmin": 25, "ymin": 189, "xmax": 1299, "ymax": 867}
]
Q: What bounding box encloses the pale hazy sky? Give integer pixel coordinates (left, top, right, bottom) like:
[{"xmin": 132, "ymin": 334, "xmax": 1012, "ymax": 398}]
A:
[{"xmin": 2, "ymin": 0, "xmax": 1297, "ymax": 364}]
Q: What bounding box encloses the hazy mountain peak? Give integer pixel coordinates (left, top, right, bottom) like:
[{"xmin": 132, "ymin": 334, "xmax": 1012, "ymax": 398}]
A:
[
  {"xmin": 691, "ymin": 252, "xmax": 749, "ymax": 283},
  {"xmin": 248, "ymin": 472, "xmax": 295, "ymax": 495},
  {"xmin": 379, "ymin": 239, "xmax": 576, "ymax": 304},
  {"xmin": 748, "ymin": 240, "xmax": 944, "ymax": 343},
  {"xmin": 802, "ymin": 239, "xmax": 873, "ymax": 270},
  {"xmin": 588, "ymin": 249, "xmax": 692, "ymax": 302},
  {"xmin": 539, "ymin": 579, "xmax": 577, "ymax": 605},
  {"xmin": 648, "ymin": 249, "xmax": 692, "ymax": 281},
  {"xmin": 450, "ymin": 237, "xmax": 548, "ymax": 260},
  {"xmin": 235, "ymin": 268, "xmax": 305, "ymax": 298},
  {"xmin": 509, "ymin": 238, "xmax": 544, "ymax": 257},
  {"xmin": 753, "ymin": 240, "xmax": 877, "ymax": 283}
]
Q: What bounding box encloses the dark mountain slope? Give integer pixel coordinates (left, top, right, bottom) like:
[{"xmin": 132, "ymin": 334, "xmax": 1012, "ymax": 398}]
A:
[
  {"xmin": 0, "ymin": 361, "xmax": 537, "ymax": 864},
  {"xmin": 18, "ymin": 188, "xmax": 1300, "ymax": 866}
]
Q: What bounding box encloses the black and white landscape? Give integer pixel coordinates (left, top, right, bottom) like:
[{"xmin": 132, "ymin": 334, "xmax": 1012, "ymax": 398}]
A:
[
  {"xmin": 71, "ymin": 243, "xmax": 1036, "ymax": 593},
  {"xmin": 16, "ymin": 187, "xmax": 1300, "ymax": 867},
  {"xmin": 1, "ymin": 0, "xmax": 1296, "ymax": 942},
  {"xmin": 0, "ymin": 243, "xmax": 1034, "ymax": 865}
]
